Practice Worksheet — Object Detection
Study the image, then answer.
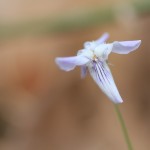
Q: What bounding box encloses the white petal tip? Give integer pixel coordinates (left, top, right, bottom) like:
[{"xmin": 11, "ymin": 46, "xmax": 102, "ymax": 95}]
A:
[
  {"xmin": 133, "ymin": 40, "xmax": 141, "ymax": 47},
  {"xmin": 96, "ymin": 32, "xmax": 110, "ymax": 44},
  {"xmin": 136, "ymin": 40, "xmax": 142, "ymax": 46},
  {"xmin": 114, "ymin": 99, "xmax": 123, "ymax": 104},
  {"xmin": 103, "ymin": 32, "xmax": 109, "ymax": 38}
]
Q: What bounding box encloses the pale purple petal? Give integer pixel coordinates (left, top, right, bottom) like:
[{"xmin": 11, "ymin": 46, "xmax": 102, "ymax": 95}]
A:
[
  {"xmin": 81, "ymin": 65, "xmax": 87, "ymax": 78},
  {"xmin": 96, "ymin": 33, "xmax": 109, "ymax": 44},
  {"xmin": 112, "ymin": 40, "xmax": 141, "ymax": 54},
  {"xmin": 94, "ymin": 43, "xmax": 113, "ymax": 60},
  {"xmin": 89, "ymin": 61, "xmax": 123, "ymax": 103},
  {"xmin": 83, "ymin": 42, "xmax": 97, "ymax": 50},
  {"xmin": 55, "ymin": 55, "xmax": 89, "ymax": 71}
]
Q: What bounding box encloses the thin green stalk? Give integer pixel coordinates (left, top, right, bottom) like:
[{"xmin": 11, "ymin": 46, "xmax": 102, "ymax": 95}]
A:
[{"xmin": 114, "ymin": 104, "xmax": 133, "ymax": 150}]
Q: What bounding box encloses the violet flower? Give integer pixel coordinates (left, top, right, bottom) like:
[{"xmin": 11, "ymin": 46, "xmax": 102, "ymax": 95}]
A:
[{"xmin": 55, "ymin": 33, "xmax": 141, "ymax": 103}]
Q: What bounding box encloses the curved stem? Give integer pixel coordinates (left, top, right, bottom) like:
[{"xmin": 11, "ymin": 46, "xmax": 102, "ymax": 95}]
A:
[{"xmin": 114, "ymin": 104, "xmax": 133, "ymax": 150}]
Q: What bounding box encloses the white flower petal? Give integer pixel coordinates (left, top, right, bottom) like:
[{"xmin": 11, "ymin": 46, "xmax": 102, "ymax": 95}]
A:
[
  {"xmin": 96, "ymin": 32, "xmax": 109, "ymax": 44},
  {"xmin": 77, "ymin": 49, "xmax": 93, "ymax": 60},
  {"xmin": 89, "ymin": 61, "xmax": 123, "ymax": 103},
  {"xmin": 112, "ymin": 40, "xmax": 141, "ymax": 54},
  {"xmin": 55, "ymin": 56, "xmax": 89, "ymax": 71},
  {"xmin": 83, "ymin": 41, "xmax": 97, "ymax": 50},
  {"xmin": 94, "ymin": 44, "xmax": 113, "ymax": 60}
]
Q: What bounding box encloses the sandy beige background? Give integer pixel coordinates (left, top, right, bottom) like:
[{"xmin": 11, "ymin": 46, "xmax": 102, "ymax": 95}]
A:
[{"xmin": 0, "ymin": 0, "xmax": 149, "ymax": 150}]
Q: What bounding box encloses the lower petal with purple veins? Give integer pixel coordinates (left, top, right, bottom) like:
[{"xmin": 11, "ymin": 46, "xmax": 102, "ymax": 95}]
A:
[{"xmin": 89, "ymin": 61, "xmax": 123, "ymax": 103}]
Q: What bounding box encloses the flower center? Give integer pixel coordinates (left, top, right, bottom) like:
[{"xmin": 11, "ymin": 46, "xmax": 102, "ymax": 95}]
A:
[{"xmin": 92, "ymin": 54, "xmax": 98, "ymax": 61}]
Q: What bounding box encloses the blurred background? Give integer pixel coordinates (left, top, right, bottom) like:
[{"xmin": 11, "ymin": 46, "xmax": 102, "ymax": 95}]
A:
[{"xmin": 0, "ymin": 0, "xmax": 150, "ymax": 150}]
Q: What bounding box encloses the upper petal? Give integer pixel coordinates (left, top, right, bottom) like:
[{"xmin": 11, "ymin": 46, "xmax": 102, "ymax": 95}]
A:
[
  {"xmin": 83, "ymin": 41, "xmax": 98, "ymax": 50},
  {"xmin": 83, "ymin": 33, "xmax": 109, "ymax": 49},
  {"xmin": 77, "ymin": 49, "xmax": 93, "ymax": 60},
  {"xmin": 112, "ymin": 40, "xmax": 141, "ymax": 54},
  {"xmin": 94, "ymin": 43, "xmax": 113, "ymax": 60},
  {"xmin": 88, "ymin": 61, "xmax": 123, "ymax": 103},
  {"xmin": 55, "ymin": 55, "xmax": 89, "ymax": 71},
  {"xmin": 96, "ymin": 32, "xmax": 109, "ymax": 44}
]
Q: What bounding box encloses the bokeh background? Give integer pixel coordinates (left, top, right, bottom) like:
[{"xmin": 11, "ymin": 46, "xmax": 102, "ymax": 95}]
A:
[{"xmin": 0, "ymin": 0, "xmax": 150, "ymax": 150}]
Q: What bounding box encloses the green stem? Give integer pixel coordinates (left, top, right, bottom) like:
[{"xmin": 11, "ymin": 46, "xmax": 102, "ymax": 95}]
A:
[{"xmin": 114, "ymin": 104, "xmax": 133, "ymax": 150}]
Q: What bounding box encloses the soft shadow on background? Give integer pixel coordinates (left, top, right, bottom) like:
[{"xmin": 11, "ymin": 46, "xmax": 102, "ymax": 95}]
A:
[{"xmin": 0, "ymin": 0, "xmax": 150, "ymax": 150}]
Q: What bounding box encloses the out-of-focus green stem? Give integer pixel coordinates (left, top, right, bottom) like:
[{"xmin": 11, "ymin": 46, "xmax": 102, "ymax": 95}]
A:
[{"xmin": 114, "ymin": 104, "xmax": 133, "ymax": 150}]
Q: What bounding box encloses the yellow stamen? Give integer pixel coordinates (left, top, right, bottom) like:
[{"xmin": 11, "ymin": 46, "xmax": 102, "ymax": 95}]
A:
[{"xmin": 93, "ymin": 55, "xmax": 97, "ymax": 60}]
